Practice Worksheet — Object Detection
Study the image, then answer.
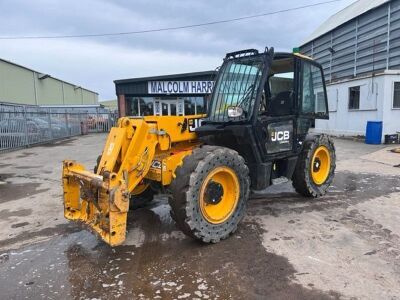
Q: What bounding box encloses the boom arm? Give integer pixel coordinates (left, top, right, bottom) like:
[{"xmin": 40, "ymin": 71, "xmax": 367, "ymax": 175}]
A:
[{"xmin": 62, "ymin": 116, "xmax": 202, "ymax": 246}]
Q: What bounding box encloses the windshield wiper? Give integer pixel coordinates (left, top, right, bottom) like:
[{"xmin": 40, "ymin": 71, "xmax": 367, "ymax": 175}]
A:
[{"xmin": 236, "ymin": 84, "xmax": 255, "ymax": 110}]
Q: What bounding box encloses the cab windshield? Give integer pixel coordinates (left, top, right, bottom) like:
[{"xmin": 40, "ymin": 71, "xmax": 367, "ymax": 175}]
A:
[{"xmin": 208, "ymin": 56, "xmax": 264, "ymax": 122}]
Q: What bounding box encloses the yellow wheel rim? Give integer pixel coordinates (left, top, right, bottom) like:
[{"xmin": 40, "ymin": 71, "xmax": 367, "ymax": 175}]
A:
[
  {"xmin": 131, "ymin": 182, "xmax": 149, "ymax": 196},
  {"xmin": 199, "ymin": 166, "xmax": 240, "ymax": 224},
  {"xmin": 311, "ymin": 146, "xmax": 331, "ymax": 185}
]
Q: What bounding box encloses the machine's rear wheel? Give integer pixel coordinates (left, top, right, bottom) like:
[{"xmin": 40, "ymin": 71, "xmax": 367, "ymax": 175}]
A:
[
  {"xmin": 129, "ymin": 182, "xmax": 154, "ymax": 209},
  {"xmin": 292, "ymin": 135, "xmax": 336, "ymax": 197},
  {"xmin": 169, "ymin": 146, "xmax": 250, "ymax": 243}
]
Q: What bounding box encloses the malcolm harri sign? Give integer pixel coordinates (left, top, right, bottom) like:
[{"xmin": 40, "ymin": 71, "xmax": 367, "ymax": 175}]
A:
[{"xmin": 148, "ymin": 80, "xmax": 214, "ymax": 94}]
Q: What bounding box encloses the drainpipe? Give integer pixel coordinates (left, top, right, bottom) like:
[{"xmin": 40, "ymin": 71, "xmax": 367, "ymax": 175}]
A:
[{"xmin": 33, "ymin": 71, "xmax": 38, "ymax": 105}]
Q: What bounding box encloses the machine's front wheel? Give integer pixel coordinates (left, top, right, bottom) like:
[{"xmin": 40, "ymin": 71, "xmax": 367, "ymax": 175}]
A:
[
  {"xmin": 292, "ymin": 135, "xmax": 336, "ymax": 197},
  {"xmin": 169, "ymin": 146, "xmax": 250, "ymax": 243},
  {"xmin": 129, "ymin": 182, "xmax": 155, "ymax": 209},
  {"xmin": 94, "ymin": 154, "xmax": 154, "ymax": 209}
]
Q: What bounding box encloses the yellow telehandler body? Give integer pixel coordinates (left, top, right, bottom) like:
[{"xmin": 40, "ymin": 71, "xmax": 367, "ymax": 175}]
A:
[{"xmin": 63, "ymin": 116, "xmax": 203, "ymax": 246}]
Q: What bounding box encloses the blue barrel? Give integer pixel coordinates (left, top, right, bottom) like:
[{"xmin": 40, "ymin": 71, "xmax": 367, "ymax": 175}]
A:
[{"xmin": 365, "ymin": 121, "xmax": 383, "ymax": 144}]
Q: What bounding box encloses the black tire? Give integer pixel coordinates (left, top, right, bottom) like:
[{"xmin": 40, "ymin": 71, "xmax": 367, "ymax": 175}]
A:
[
  {"xmin": 129, "ymin": 186, "xmax": 155, "ymax": 209},
  {"xmin": 292, "ymin": 134, "xmax": 336, "ymax": 197},
  {"xmin": 168, "ymin": 145, "xmax": 250, "ymax": 243}
]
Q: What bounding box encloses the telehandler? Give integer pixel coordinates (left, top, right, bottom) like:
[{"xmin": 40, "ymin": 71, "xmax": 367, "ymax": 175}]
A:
[{"xmin": 62, "ymin": 47, "xmax": 335, "ymax": 246}]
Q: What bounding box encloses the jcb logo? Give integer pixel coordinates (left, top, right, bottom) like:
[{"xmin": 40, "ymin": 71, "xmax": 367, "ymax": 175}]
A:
[
  {"xmin": 189, "ymin": 118, "xmax": 203, "ymax": 132},
  {"xmin": 271, "ymin": 131, "xmax": 290, "ymax": 142},
  {"xmin": 151, "ymin": 160, "xmax": 162, "ymax": 169}
]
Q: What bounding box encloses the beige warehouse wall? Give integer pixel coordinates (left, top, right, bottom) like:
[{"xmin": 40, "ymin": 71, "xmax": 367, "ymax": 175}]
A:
[
  {"xmin": 82, "ymin": 89, "xmax": 97, "ymax": 104},
  {"xmin": 0, "ymin": 59, "xmax": 98, "ymax": 106},
  {"xmin": 0, "ymin": 60, "xmax": 36, "ymax": 105},
  {"xmin": 35, "ymin": 76, "xmax": 64, "ymax": 105},
  {"xmin": 63, "ymin": 84, "xmax": 83, "ymax": 105}
]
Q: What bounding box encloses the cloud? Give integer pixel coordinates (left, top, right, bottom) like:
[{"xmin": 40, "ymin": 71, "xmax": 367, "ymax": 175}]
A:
[{"xmin": 0, "ymin": 0, "xmax": 357, "ymax": 99}]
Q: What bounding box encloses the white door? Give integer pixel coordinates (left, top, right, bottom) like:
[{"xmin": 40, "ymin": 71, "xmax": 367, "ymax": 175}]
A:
[
  {"xmin": 177, "ymin": 100, "xmax": 184, "ymax": 116},
  {"xmin": 154, "ymin": 101, "xmax": 161, "ymax": 116},
  {"xmin": 154, "ymin": 100, "xmax": 185, "ymax": 116}
]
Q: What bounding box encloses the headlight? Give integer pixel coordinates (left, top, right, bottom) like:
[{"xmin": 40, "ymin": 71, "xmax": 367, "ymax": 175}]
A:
[{"xmin": 227, "ymin": 106, "xmax": 243, "ymax": 118}]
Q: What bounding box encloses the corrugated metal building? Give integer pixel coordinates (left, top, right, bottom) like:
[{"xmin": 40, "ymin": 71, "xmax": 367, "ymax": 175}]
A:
[
  {"xmin": 300, "ymin": 0, "xmax": 400, "ymax": 140},
  {"xmin": 0, "ymin": 58, "xmax": 98, "ymax": 105}
]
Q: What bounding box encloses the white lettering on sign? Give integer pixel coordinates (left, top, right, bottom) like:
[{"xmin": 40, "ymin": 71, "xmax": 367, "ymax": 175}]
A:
[
  {"xmin": 271, "ymin": 131, "xmax": 290, "ymax": 142},
  {"xmin": 148, "ymin": 81, "xmax": 214, "ymax": 94}
]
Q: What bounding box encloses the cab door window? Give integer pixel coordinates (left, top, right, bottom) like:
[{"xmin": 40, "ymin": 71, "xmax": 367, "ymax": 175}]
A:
[
  {"xmin": 301, "ymin": 61, "xmax": 328, "ymax": 117},
  {"xmin": 262, "ymin": 57, "xmax": 295, "ymax": 116}
]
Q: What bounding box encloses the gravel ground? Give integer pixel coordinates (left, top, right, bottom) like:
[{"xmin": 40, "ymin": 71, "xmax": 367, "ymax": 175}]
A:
[{"xmin": 0, "ymin": 134, "xmax": 399, "ymax": 299}]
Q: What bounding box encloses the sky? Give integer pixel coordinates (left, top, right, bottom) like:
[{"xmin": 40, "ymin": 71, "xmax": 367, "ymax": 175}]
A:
[{"xmin": 0, "ymin": 0, "xmax": 357, "ymax": 100}]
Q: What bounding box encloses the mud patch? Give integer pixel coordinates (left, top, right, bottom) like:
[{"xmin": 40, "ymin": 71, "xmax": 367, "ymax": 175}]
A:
[
  {"xmin": 0, "ymin": 223, "xmax": 80, "ymax": 249},
  {"xmin": 0, "ymin": 209, "xmax": 32, "ymax": 221},
  {"xmin": 11, "ymin": 222, "xmax": 30, "ymax": 229},
  {"xmin": 0, "ymin": 163, "xmax": 13, "ymax": 167},
  {"xmin": 0, "ymin": 181, "xmax": 49, "ymax": 204},
  {"xmin": 14, "ymin": 166, "xmax": 40, "ymax": 170},
  {"xmin": 0, "ymin": 253, "xmax": 9, "ymax": 264},
  {"xmin": 39, "ymin": 138, "xmax": 76, "ymax": 148},
  {"xmin": 248, "ymin": 171, "xmax": 400, "ymax": 218},
  {"xmin": 0, "ymin": 173, "xmax": 15, "ymax": 181},
  {"xmin": 16, "ymin": 152, "xmax": 36, "ymax": 158}
]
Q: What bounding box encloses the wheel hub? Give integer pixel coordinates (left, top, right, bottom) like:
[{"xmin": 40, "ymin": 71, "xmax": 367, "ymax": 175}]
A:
[
  {"xmin": 204, "ymin": 181, "xmax": 224, "ymax": 205},
  {"xmin": 311, "ymin": 146, "xmax": 331, "ymax": 185},
  {"xmin": 313, "ymin": 158, "xmax": 321, "ymax": 172},
  {"xmin": 199, "ymin": 166, "xmax": 240, "ymax": 224}
]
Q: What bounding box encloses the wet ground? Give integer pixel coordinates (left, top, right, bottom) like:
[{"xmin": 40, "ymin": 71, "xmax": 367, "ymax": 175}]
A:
[{"xmin": 0, "ymin": 135, "xmax": 399, "ymax": 299}]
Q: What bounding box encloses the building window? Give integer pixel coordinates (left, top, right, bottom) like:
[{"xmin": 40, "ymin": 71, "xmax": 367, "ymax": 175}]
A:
[
  {"xmin": 348, "ymin": 86, "xmax": 360, "ymax": 110},
  {"xmin": 139, "ymin": 98, "xmax": 154, "ymax": 116},
  {"xmin": 125, "ymin": 96, "xmax": 207, "ymax": 116},
  {"xmin": 127, "ymin": 97, "xmax": 139, "ymax": 115},
  {"xmin": 393, "ymin": 82, "xmax": 400, "ymax": 109},
  {"xmin": 196, "ymin": 97, "xmax": 207, "ymax": 114}
]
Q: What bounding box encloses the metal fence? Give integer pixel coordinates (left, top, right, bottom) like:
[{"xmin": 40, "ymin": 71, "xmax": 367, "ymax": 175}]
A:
[{"xmin": 0, "ymin": 102, "xmax": 118, "ymax": 152}]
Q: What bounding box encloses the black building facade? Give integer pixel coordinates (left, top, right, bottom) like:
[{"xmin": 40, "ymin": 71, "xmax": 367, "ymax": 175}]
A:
[{"xmin": 114, "ymin": 71, "xmax": 216, "ymax": 117}]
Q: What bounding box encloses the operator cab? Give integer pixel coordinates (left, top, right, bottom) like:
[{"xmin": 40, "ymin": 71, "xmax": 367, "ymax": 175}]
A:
[{"xmin": 196, "ymin": 48, "xmax": 330, "ymax": 190}]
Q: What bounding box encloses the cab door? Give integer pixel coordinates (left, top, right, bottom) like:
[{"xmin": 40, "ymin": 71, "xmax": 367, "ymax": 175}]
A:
[
  {"xmin": 297, "ymin": 58, "xmax": 329, "ymax": 140},
  {"xmin": 257, "ymin": 55, "xmax": 298, "ymax": 158}
]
